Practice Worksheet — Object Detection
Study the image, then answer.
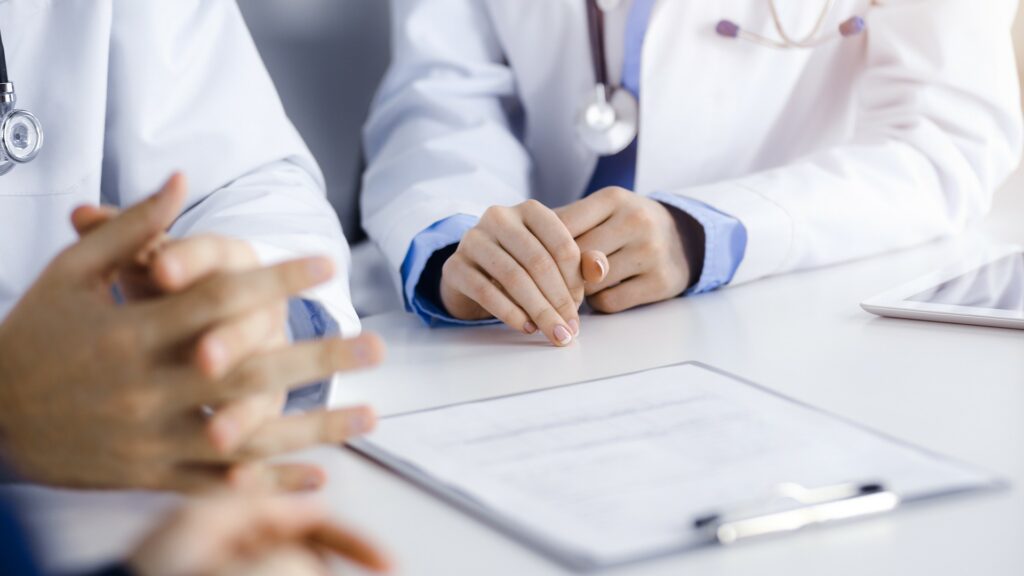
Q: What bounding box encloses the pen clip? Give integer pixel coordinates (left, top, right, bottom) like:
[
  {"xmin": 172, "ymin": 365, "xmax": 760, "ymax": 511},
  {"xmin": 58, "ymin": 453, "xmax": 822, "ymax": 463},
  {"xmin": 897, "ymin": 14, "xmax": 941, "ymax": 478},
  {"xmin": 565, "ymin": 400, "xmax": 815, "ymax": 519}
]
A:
[{"xmin": 693, "ymin": 482, "xmax": 901, "ymax": 545}]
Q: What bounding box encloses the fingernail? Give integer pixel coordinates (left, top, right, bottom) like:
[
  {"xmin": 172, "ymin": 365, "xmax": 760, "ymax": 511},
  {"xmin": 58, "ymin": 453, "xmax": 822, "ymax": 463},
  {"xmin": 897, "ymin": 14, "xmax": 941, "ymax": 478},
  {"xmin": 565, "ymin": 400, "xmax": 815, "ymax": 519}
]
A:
[
  {"xmin": 524, "ymin": 321, "xmax": 537, "ymax": 334},
  {"xmin": 353, "ymin": 337, "xmax": 378, "ymax": 366},
  {"xmin": 348, "ymin": 407, "xmax": 377, "ymax": 436},
  {"xmin": 202, "ymin": 337, "xmax": 228, "ymax": 376},
  {"xmin": 553, "ymin": 325, "xmax": 573, "ymax": 346},
  {"xmin": 210, "ymin": 417, "xmax": 238, "ymax": 452},
  {"xmin": 307, "ymin": 258, "xmax": 333, "ymax": 281},
  {"xmin": 160, "ymin": 256, "xmax": 182, "ymax": 285},
  {"xmin": 595, "ymin": 258, "xmax": 607, "ymax": 278},
  {"xmin": 303, "ymin": 471, "xmax": 325, "ymax": 491},
  {"xmin": 227, "ymin": 464, "xmax": 258, "ymax": 488},
  {"xmin": 568, "ymin": 319, "xmax": 580, "ymax": 336}
]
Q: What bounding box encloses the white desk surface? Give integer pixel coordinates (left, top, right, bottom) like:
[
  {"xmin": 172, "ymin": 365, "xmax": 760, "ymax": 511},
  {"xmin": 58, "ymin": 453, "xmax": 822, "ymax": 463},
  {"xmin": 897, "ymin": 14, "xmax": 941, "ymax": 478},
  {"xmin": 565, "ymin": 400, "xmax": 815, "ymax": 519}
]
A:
[{"xmin": 16, "ymin": 172, "xmax": 1024, "ymax": 576}]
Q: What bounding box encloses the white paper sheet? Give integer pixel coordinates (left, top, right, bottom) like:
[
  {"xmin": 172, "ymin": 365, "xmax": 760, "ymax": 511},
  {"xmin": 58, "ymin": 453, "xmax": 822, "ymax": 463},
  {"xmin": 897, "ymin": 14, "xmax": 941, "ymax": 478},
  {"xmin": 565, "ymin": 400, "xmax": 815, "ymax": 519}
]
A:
[{"xmin": 351, "ymin": 363, "xmax": 997, "ymax": 569}]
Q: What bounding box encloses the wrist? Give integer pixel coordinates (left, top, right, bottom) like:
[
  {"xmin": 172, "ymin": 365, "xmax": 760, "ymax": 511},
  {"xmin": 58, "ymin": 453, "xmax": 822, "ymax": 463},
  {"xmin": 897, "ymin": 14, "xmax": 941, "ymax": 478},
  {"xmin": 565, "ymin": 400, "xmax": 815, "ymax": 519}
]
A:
[
  {"xmin": 659, "ymin": 202, "xmax": 705, "ymax": 289},
  {"xmin": 416, "ymin": 243, "xmax": 460, "ymax": 316}
]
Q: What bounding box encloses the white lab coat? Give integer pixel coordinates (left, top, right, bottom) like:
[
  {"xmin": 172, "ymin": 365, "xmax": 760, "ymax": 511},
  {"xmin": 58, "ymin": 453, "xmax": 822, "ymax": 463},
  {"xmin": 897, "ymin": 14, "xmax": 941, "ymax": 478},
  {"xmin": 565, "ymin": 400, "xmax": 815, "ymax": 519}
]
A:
[
  {"xmin": 0, "ymin": 0, "xmax": 359, "ymax": 334},
  {"xmin": 363, "ymin": 0, "xmax": 1023, "ymax": 296}
]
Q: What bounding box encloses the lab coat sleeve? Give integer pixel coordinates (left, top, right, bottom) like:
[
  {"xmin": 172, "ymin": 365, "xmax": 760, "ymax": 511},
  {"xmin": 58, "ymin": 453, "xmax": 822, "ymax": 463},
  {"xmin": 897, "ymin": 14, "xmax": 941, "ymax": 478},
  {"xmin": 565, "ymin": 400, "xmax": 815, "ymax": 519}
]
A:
[
  {"xmin": 362, "ymin": 0, "xmax": 534, "ymax": 297},
  {"xmin": 102, "ymin": 0, "xmax": 359, "ymax": 336},
  {"xmin": 661, "ymin": 0, "xmax": 1023, "ymax": 286},
  {"xmin": 402, "ymin": 214, "xmax": 503, "ymax": 326}
]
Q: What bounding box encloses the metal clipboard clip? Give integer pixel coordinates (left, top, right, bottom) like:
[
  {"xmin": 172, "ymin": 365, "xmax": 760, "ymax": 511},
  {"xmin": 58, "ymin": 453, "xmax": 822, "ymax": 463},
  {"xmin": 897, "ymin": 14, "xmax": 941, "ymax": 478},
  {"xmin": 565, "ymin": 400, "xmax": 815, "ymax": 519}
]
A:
[{"xmin": 693, "ymin": 482, "xmax": 901, "ymax": 545}]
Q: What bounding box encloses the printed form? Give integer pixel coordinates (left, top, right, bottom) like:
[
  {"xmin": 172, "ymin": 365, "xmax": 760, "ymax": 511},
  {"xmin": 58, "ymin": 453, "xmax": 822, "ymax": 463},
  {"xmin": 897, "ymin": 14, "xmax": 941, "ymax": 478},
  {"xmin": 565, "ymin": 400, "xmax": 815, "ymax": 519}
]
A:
[{"xmin": 352, "ymin": 363, "xmax": 996, "ymax": 569}]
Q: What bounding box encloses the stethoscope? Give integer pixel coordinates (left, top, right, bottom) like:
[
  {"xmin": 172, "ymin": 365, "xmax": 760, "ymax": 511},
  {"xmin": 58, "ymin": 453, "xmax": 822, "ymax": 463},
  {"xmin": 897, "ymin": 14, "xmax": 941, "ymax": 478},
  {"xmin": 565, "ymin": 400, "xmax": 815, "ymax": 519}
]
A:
[
  {"xmin": 0, "ymin": 26, "xmax": 44, "ymax": 176},
  {"xmin": 577, "ymin": 0, "xmax": 870, "ymax": 157},
  {"xmin": 716, "ymin": 0, "xmax": 871, "ymax": 49},
  {"xmin": 577, "ymin": 0, "xmax": 640, "ymax": 157}
]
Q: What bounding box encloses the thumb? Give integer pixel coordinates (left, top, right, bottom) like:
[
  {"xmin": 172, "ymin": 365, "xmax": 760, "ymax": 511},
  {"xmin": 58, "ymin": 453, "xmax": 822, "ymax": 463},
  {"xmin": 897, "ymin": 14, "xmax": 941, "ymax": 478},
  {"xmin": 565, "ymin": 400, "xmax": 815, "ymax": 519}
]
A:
[
  {"xmin": 581, "ymin": 250, "xmax": 609, "ymax": 284},
  {"xmin": 65, "ymin": 173, "xmax": 187, "ymax": 277}
]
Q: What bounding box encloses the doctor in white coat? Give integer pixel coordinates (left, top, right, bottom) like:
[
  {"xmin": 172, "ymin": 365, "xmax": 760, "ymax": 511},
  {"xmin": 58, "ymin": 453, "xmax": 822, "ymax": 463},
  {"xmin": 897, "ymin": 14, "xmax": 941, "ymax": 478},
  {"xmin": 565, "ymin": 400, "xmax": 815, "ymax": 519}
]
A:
[
  {"xmin": 0, "ymin": 1, "xmax": 382, "ymax": 492},
  {"xmin": 362, "ymin": 0, "xmax": 1023, "ymax": 347}
]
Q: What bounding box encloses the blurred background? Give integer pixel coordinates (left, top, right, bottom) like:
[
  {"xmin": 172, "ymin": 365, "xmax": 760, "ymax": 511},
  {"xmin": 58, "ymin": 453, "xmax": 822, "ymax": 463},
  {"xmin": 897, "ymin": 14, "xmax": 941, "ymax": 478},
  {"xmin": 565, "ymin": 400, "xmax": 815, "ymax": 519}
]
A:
[
  {"xmin": 239, "ymin": 1, "xmax": 1024, "ymax": 313},
  {"xmin": 239, "ymin": 0, "xmax": 390, "ymax": 245}
]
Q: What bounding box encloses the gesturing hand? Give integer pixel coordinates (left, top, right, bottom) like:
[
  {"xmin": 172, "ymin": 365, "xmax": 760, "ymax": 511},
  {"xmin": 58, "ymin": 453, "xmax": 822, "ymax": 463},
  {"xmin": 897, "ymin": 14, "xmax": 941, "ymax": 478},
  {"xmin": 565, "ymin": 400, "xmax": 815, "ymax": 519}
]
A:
[
  {"xmin": 128, "ymin": 493, "xmax": 391, "ymax": 576},
  {"xmin": 557, "ymin": 187, "xmax": 701, "ymax": 313},
  {"xmin": 0, "ymin": 179, "xmax": 384, "ymax": 492},
  {"xmin": 440, "ymin": 200, "xmax": 609, "ymax": 346}
]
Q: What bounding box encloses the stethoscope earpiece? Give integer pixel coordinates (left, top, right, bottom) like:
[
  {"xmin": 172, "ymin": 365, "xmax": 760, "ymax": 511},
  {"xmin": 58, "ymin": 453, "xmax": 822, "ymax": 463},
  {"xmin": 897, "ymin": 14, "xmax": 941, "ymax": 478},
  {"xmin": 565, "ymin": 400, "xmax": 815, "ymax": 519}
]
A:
[
  {"xmin": 838, "ymin": 16, "xmax": 866, "ymax": 38},
  {"xmin": 716, "ymin": 20, "xmax": 742, "ymax": 39},
  {"xmin": 716, "ymin": 0, "xmax": 868, "ymax": 49}
]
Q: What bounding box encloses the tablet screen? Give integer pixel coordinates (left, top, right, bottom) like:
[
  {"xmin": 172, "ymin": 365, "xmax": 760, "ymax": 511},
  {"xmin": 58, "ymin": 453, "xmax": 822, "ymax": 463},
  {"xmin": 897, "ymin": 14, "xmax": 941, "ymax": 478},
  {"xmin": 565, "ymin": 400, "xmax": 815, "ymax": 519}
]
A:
[{"xmin": 907, "ymin": 253, "xmax": 1024, "ymax": 312}]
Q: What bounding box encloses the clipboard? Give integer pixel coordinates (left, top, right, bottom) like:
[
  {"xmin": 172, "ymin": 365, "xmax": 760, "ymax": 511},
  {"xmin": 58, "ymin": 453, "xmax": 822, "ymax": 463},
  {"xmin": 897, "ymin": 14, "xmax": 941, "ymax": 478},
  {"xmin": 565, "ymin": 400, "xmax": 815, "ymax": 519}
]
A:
[{"xmin": 350, "ymin": 362, "xmax": 1003, "ymax": 571}]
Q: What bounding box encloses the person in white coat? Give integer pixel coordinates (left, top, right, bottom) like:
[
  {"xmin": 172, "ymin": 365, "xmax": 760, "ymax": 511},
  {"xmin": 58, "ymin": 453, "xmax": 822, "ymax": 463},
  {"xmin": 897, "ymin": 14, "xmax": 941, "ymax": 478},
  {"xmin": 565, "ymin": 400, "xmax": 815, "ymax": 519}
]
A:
[
  {"xmin": 362, "ymin": 0, "xmax": 1024, "ymax": 347},
  {"xmin": 0, "ymin": 1, "xmax": 382, "ymax": 491}
]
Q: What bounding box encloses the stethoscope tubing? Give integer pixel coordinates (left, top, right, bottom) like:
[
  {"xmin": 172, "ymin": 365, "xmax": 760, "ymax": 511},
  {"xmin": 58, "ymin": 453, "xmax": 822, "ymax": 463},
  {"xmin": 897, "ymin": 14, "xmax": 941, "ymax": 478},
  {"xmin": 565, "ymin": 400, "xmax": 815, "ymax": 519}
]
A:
[
  {"xmin": 769, "ymin": 0, "xmax": 838, "ymax": 48},
  {"xmin": 586, "ymin": 0, "xmax": 611, "ymax": 90},
  {"xmin": 720, "ymin": 0, "xmax": 871, "ymax": 50}
]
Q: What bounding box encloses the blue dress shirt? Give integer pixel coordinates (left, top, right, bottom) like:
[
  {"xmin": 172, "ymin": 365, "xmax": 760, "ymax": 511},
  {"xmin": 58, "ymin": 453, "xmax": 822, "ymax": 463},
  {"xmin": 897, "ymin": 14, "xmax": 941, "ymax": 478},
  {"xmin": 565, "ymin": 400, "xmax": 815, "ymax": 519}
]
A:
[
  {"xmin": 283, "ymin": 298, "xmax": 339, "ymax": 410},
  {"xmin": 400, "ymin": 0, "xmax": 747, "ymax": 324}
]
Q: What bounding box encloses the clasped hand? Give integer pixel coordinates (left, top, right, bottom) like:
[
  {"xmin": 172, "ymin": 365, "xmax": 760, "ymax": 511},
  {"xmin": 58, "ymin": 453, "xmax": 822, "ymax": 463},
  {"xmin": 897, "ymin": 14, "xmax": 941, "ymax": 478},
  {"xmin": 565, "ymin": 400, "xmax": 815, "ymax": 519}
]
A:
[
  {"xmin": 0, "ymin": 175, "xmax": 384, "ymax": 492},
  {"xmin": 440, "ymin": 188, "xmax": 697, "ymax": 345}
]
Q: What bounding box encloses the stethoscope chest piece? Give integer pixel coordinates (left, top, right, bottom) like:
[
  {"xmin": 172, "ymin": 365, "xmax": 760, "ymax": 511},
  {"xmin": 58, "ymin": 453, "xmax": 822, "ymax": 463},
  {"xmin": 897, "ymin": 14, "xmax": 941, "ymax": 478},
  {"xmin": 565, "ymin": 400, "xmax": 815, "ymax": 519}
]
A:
[
  {"xmin": 577, "ymin": 84, "xmax": 638, "ymax": 156},
  {"xmin": 1, "ymin": 84, "xmax": 44, "ymax": 175},
  {"xmin": 1, "ymin": 24, "xmax": 46, "ymax": 176}
]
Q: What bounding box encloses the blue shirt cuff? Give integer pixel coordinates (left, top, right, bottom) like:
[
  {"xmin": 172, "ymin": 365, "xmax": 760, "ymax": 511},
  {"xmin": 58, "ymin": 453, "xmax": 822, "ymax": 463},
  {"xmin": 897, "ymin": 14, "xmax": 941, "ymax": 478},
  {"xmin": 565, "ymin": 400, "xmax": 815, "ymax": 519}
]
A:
[
  {"xmin": 284, "ymin": 298, "xmax": 339, "ymax": 411},
  {"xmin": 649, "ymin": 193, "xmax": 748, "ymax": 295},
  {"xmin": 400, "ymin": 214, "xmax": 501, "ymax": 327}
]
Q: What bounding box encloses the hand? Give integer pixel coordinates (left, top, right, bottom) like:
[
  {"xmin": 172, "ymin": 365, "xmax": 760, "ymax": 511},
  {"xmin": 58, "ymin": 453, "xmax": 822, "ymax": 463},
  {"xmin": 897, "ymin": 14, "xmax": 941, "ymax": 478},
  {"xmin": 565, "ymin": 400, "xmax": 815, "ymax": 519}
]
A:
[
  {"xmin": 440, "ymin": 200, "xmax": 608, "ymax": 346},
  {"xmin": 0, "ymin": 178, "xmax": 385, "ymax": 492},
  {"xmin": 557, "ymin": 187, "xmax": 700, "ymax": 313},
  {"xmin": 72, "ymin": 181, "xmax": 294, "ymax": 484},
  {"xmin": 128, "ymin": 493, "xmax": 391, "ymax": 576}
]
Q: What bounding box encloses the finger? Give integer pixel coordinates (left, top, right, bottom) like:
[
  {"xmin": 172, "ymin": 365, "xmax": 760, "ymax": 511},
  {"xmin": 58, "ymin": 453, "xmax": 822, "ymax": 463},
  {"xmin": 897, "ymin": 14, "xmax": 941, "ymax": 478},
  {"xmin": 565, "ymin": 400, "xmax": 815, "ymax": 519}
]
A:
[
  {"xmin": 555, "ymin": 187, "xmax": 622, "ymax": 238},
  {"xmin": 222, "ymin": 545, "xmax": 330, "ymax": 576},
  {"xmin": 71, "ymin": 205, "xmax": 118, "ymax": 237},
  {"xmin": 200, "ymin": 333, "xmax": 384, "ymax": 407},
  {"xmin": 443, "ymin": 254, "xmax": 535, "ymax": 333},
  {"xmin": 214, "ymin": 498, "xmax": 391, "ymax": 573},
  {"xmin": 64, "ymin": 173, "xmax": 187, "ymax": 276},
  {"xmin": 73, "ymin": 206, "xmax": 172, "ymax": 270},
  {"xmin": 162, "ymin": 460, "xmax": 326, "ymax": 494},
  {"xmin": 202, "ymin": 391, "xmax": 287, "ymax": 456},
  {"xmin": 234, "ymin": 405, "xmax": 377, "ymax": 460},
  {"xmin": 152, "ymin": 235, "xmax": 259, "ymax": 292},
  {"xmin": 584, "ymin": 248, "xmax": 647, "ymax": 296},
  {"xmin": 196, "ymin": 304, "xmax": 284, "ymax": 379},
  {"xmin": 227, "ymin": 462, "xmax": 327, "ymax": 493},
  {"xmin": 312, "ymin": 523, "xmax": 393, "ymax": 573},
  {"xmin": 465, "ymin": 239, "xmax": 574, "ymax": 347},
  {"xmin": 165, "ymin": 493, "xmax": 390, "ymax": 572},
  {"xmin": 581, "ymin": 250, "xmax": 609, "ymax": 284},
  {"xmin": 517, "ymin": 201, "xmax": 584, "ymax": 323},
  {"xmin": 489, "ymin": 217, "xmax": 581, "ymax": 333},
  {"xmin": 588, "ymin": 275, "xmax": 663, "ymax": 314},
  {"xmin": 574, "ymin": 212, "xmax": 632, "ymax": 258},
  {"xmin": 143, "ymin": 257, "xmax": 334, "ymax": 348},
  {"xmin": 162, "ymin": 463, "xmax": 232, "ymax": 494}
]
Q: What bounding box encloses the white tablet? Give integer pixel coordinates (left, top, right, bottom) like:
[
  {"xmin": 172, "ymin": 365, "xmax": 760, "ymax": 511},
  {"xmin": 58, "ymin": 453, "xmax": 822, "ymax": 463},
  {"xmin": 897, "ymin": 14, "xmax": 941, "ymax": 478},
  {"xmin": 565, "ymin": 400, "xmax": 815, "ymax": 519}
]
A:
[{"xmin": 861, "ymin": 245, "xmax": 1024, "ymax": 329}]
